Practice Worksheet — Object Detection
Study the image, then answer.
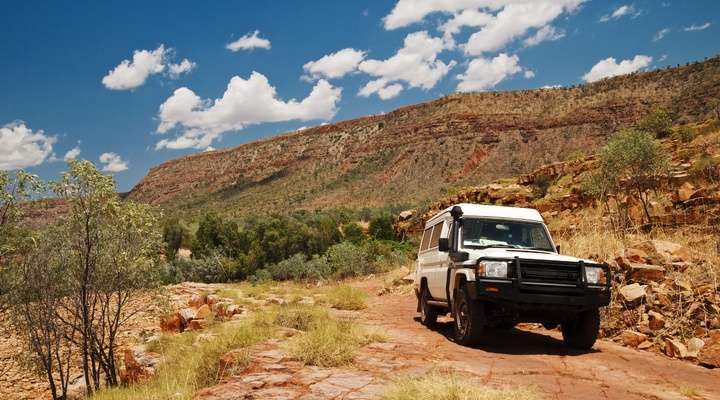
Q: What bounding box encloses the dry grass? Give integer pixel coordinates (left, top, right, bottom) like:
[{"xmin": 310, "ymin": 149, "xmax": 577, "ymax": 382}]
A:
[
  {"xmin": 380, "ymin": 372, "xmax": 538, "ymax": 400},
  {"xmin": 286, "ymin": 309, "xmax": 387, "ymax": 367},
  {"xmin": 93, "ymin": 315, "xmax": 275, "ymax": 400},
  {"xmin": 324, "ymin": 284, "xmax": 368, "ymax": 310}
]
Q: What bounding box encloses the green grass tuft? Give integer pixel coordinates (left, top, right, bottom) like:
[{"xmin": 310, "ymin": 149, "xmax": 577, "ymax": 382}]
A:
[{"xmin": 325, "ymin": 284, "xmax": 368, "ymax": 310}]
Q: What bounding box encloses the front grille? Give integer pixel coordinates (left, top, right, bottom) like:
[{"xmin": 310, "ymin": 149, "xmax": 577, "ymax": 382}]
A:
[{"xmin": 513, "ymin": 260, "xmax": 582, "ymax": 285}]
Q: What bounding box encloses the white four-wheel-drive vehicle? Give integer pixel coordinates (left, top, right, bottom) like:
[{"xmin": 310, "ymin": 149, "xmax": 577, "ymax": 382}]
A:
[{"xmin": 414, "ymin": 203, "xmax": 611, "ymax": 349}]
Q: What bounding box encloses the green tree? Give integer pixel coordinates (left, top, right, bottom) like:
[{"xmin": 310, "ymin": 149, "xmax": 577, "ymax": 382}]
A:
[
  {"xmin": 50, "ymin": 160, "xmax": 161, "ymax": 394},
  {"xmin": 532, "ymin": 175, "xmax": 553, "ymax": 199},
  {"xmin": 638, "ymin": 109, "xmax": 673, "ymax": 138},
  {"xmin": 368, "ymin": 213, "xmax": 395, "ymax": 240},
  {"xmin": 162, "ymin": 217, "xmax": 190, "ymax": 261},
  {"xmin": 342, "ymin": 222, "xmax": 365, "ymax": 244},
  {"xmin": 584, "ymin": 129, "xmax": 669, "ymax": 227}
]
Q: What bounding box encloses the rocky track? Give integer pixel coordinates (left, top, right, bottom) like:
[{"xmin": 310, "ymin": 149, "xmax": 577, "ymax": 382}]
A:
[{"xmin": 363, "ymin": 289, "xmax": 720, "ymax": 400}]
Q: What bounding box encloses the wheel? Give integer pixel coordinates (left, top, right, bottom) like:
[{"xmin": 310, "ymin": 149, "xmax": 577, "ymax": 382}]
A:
[
  {"xmin": 452, "ymin": 284, "xmax": 485, "ymax": 345},
  {"xmin": 561, "ymin": 308, "xmax": 600, "ymax": 350},
  {"xmin": 419, "ymin": 284, "xmax": 439, "ymax": 326}
]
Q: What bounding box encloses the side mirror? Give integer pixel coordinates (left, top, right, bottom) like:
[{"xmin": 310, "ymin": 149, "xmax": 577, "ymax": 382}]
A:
[
  {"xmin": 556, "ymin": 245, "xmax": 561, "ymax": 254},
  {"xmin": 438, "ymin": 238, "xmax": 450, "ymax": 252}
]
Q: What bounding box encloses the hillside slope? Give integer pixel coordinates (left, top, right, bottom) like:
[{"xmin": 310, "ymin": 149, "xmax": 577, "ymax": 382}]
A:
[{"xmin": 128, "ymin": 56, "xmax": 720, "ymax": 215}]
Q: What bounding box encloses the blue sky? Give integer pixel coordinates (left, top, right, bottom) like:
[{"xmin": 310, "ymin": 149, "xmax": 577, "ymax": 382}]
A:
[{"xmin": 1, "ymin": 0, "xmax": 718, "ymax": 191}]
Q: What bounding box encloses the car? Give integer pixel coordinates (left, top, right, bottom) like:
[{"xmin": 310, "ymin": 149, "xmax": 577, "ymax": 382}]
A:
[{"xmin": 414, "ymin": 203, "xmax": 611, "ymax": 349}]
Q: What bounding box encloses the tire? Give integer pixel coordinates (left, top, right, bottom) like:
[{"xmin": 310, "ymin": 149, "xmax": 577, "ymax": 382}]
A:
[
  {"xmin": 561, "ymin": 308, "xmax": 600, "ymax": 350},
  {"xmin": 452, "ymin": 284, "xmax": 485, "ymax": 345},
  {"xmin": 419, "ymin": 284, "xmax": 439, "ymax": 326}
]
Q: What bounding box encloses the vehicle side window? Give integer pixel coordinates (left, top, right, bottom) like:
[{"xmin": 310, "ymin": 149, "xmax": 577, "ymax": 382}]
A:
[
  {"xmin": 429, "ymin": 221, "xmax": 444, "ymax": 249},
  {"xmin": 420, "ymin": 227, "xmax": 433, "ymax": 251}
]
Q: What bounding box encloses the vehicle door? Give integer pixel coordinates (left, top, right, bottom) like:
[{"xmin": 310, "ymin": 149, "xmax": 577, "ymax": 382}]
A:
[{"xmin": 424, "ymin": 220, "xmax": 450, "ymax": 299}]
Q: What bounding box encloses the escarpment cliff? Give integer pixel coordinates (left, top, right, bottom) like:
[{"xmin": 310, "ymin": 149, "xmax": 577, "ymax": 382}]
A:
[{"xmin": 128, "ymin": 56, "xmax": 720, "ymax": 214}]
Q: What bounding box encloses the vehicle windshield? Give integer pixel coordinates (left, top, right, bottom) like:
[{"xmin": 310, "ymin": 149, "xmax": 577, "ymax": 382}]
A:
[{"xmin": 461, "ymin": 218, "xmax": 554, "ymax": 251}]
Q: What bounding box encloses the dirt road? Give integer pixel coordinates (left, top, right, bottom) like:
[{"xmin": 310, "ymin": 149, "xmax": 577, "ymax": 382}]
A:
[{"xmin": 362, "ymin": 291, "xmax": 720, "ymax": 400}]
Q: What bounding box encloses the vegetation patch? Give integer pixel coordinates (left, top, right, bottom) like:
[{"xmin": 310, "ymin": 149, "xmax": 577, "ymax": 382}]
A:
[
  {"xmin": 287, "ymin": 316, "xmax": 385, "ymax": 367},
  {"xmin": 380, "ymin": 372, "xmax": 538, "ymax": 400},
  {"xmin": 325, "ymin": 284, "xmax": 368, "ymax": 310},
  {"xmin": 94, "ymin": 315, "xmax": 275, "ymax": 400}
]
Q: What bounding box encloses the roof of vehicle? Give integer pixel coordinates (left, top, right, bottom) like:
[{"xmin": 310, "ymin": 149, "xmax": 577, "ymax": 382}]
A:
[{"xmin": 426, "ymin": 203, "xmax": 544, "ymax": 227}]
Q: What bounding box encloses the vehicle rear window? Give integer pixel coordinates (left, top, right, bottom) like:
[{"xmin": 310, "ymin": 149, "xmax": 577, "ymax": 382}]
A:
[{"xmin": 420, "ymin": 227, "xmax": 433, "ymax": 251}]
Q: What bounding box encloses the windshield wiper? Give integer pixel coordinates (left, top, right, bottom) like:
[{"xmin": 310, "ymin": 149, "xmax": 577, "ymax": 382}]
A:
[{"xmin": 476, "ymin": 244, "xmax": 520, "ymax": 249}]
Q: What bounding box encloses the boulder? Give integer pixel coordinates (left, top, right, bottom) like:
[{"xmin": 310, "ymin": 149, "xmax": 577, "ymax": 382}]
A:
[
  {"xmin": 648, "ymin": 311, "xmax": 666, "ymax": 331},
  {"xmin": 624, "ymin": 248, "xmax": 649, "ymax": 264},
  {"xmin": 206, "ymin": 294, "xmax": 221, "ymax": 306},
  {"xmin": 630, "ymin": 240, "xmax": 692, "ymax": 265},
  {"xmin": 619, "ymin": 283, "xmax": 647, "ymax": 303},
  {"xmin": 621, "ymin": 330, "xmax": 648, "ymax": 347},
  {"xmin": 160, "ymin": 312, "xmax": 185, "ymax": 333},
  {"xmin": 687, "ymin": 338, "xmax": 705, "ymax": 359},
  {"xmin": 677, "ymin": 182, "xmax": 696, "ymax": 202},
  {"xmin": 398, "ymin": 210, "xmax": 414, "ymax": 221},
  {"xmin": 627, "ymin": 263, "xmax": 665, "ymax": 283},
  {"xmin": 665, "ymin": 339, "xmax": 689, "ymax": 359},
  {"xmin": 178, "ymin": 308, "xmax": 197, "ymax": 324},
  {"xmin": 189, "ymin": 319, "xmax": 208, "ymax": 331},
  {"xmin": 188, "ymin": 294, "xmax": 207, "ymax": 308},
  {"xmin": 698, "ymin": 331, "xmax": 720, "ymax": 368},
  {"xmin": 119, "ymin": 348, "xmax": 154, "ymax": 384},
  {"xmin": 195, "ymin": 304, "xmax": 212, "ymax": 320}
]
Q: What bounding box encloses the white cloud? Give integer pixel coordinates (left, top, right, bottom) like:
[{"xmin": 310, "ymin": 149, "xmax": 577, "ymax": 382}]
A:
[
  {"xmin": 226, "ymin": 30, "xmax": 271, "ymax": 52},
  {"xmin": 357, "ymin": 31, "xmax": 456, "ymax": 99},
  {"xmin": 203, "ymin": 146, "xmax": 216, "ymax": 152},
  {"xmin": 358, "ymin": 79, "xmax": 404, "ymax": 100},
  {"xmin": 0, "ymin": 122, "xmax": 56, "ymax": 170},
  {"xmin": 63, "ymin": 146, "xmax": 81, "ymax": 162},
  {"xmin": 582, "ymin": 55, "xmax": 652, "ymax": 82},
  {"xmin": 155, "ymin": 72, "xmax": 341, "ymax": 150},
  {"xmin": 463, "ymin": 1, "xmax": 582, "ymax": 55},
  {"xmin": 456, "ymin": 53, "xmax": 522, "ymax": 92},
  {"xmin": 439, "ymin": 9, "xmax": 493, "ymax": 47},
  {"xmin": 684, "ymin": 22, "xmax": 711, "ymax": 31},
  {"xmin": 523, "ymin": 69, "xmax": 535, "ymax": 79},
  {"xmin": 99, "ymin": 153, "xmax": 128, "ymax": 172},
  {"xmin": 599, "ymin": 5, "xmax": 639, "ymax": 22},
  {"xmin": 102, "ymin": 45, "xmax": 194, "ymax": 90},
  {"xmin": 524, "ymin": 25, "xmax": 565, "ymax": 47},
  {"xmin": 382, "ymin": 1, "xmax": 580, "ymax": 54},
  {"xmin": 303, "ymin": 48, "xmax": 367, "ymax": 80},
  {"xmin": 168, "ymin": 59, "xmax": 196, "ymax": 78},
  {"xmin": 541, "ymin": 84, "xmax": 562, "ymax": 89},
  {"xmin": 653, "ymin": 28, "xmax": 671, "ymax": 41}
]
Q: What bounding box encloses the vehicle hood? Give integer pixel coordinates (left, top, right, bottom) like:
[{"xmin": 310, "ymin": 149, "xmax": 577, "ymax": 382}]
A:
[{"xmin": 465, "ymin": 248, "xmax": 598, "ymax": 264}]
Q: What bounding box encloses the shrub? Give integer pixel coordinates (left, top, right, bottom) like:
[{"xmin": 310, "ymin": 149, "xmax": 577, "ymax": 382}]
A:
[
  {"xmin": 531, "ymin": 175, "xmax": 553, "ymax": 199},
  {"xmin": 250, "ymin": 269, "xmax": 272, "ymax": 283},
  {"xmin": 325, "ymin": 285, "xmax": 368, "ymax": 310},
  {"xmin": 674, "ymin": 126, "xmax": 695, "ymax": 143},
  {"xmin": 274, "ymin": 304, "xmax": 329, "ymax": 331},
  {"xmin": 369, "ymin": 213, "xmax": 395, "ymax": 240},
  {"xmin": 690, "ymin": 154, "xmax": 719, "ymax": 181},
  {"xmin": 380, "ymin": 373, "xmax": 538, "ymax": 400},
  {"xmin": 342, "ymin": 222, "xmax": 365, "ymax": 243},
  {"xmin": 639, "ymin": 109, "xmax": 673, "ymax": 138},
  {"xmin": 325, "ymin": 242, "xmax": 372, "ymax": 278}
]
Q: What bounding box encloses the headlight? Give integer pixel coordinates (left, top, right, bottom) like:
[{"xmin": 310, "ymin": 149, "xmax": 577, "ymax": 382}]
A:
[
  {"xmin": 585, "ymin": 266, "xmax": 606, "ymax": 285},
  {"xmin": 477, "ymin": 261, "xmax": 508, "ymax": 278}
]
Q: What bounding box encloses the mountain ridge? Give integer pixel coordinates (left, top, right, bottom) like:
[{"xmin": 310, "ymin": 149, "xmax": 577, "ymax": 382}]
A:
[{"xmin": 129, "ymin": 56, "xmax": 720, "ymax": 215}]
